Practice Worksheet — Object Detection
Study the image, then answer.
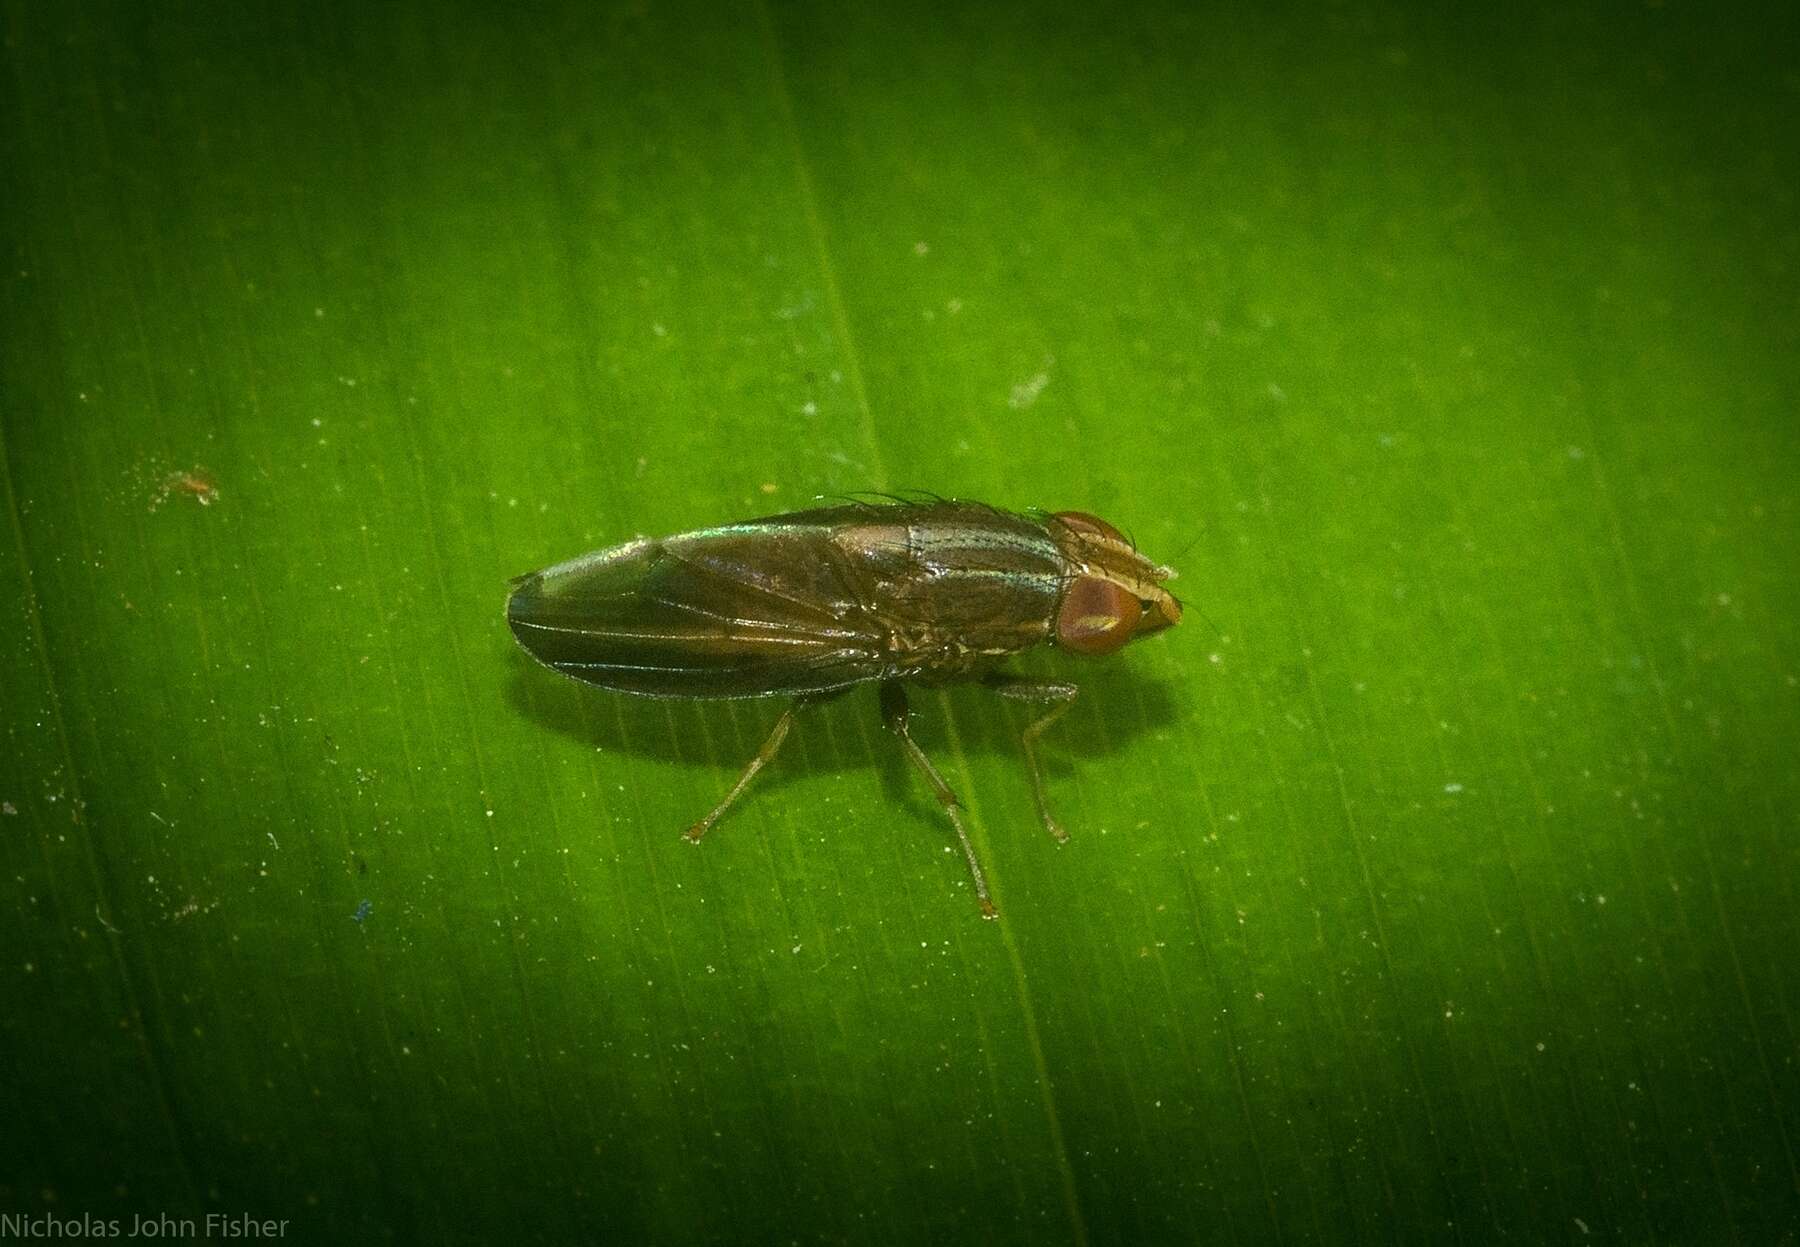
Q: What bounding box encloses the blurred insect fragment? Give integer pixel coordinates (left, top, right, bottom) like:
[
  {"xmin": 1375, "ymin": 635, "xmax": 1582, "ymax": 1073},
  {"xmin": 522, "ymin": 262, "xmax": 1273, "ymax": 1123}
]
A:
[
  {"xmin": 148, "ymin": 466, "xmax": 219, "ymax": 511},
  {"xmin": 169, "ymin": 470, "xmax": 219, "ymax": 506},
  {"xmin": 506, "ymin": 499, "xmax": 1181, "ymax": 918}
]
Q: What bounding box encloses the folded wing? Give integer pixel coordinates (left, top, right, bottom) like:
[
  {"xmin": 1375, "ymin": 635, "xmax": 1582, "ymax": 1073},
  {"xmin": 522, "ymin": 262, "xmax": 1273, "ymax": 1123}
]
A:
[{"xmin": 506, "ymin": 524, "xmax": 885, "ymax": 699}]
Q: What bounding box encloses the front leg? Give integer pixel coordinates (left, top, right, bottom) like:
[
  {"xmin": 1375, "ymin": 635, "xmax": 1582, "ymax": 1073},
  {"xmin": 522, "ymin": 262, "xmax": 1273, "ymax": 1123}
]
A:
[{"xmin": 979, "ymin": 673, "xmax": 1079, "ymax": 843}]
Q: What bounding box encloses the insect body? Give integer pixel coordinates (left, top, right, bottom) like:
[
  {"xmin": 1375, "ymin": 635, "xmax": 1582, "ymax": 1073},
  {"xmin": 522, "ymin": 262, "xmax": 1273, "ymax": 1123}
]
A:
[{"xmin": 506, "ymin": 500, "xmax": 1181, "ymax": 918}]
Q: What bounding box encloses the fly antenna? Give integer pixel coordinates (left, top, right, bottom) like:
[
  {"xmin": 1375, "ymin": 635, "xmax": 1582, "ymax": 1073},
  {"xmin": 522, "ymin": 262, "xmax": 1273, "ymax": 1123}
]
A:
[{"xmin": 1187, "ymin": 596, "xmax": 1225, "ymax": 644}]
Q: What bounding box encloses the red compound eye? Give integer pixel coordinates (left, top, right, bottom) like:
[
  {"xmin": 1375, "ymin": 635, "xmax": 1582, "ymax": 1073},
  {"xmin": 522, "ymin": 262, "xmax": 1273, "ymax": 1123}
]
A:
[
  {"xmin": 1052, "ymin": 511, "xmax": 1125, "ymax": 543},
  {"xmin": 1056, "ymin": 576, "xmax": 1142, "ymax": 656}
]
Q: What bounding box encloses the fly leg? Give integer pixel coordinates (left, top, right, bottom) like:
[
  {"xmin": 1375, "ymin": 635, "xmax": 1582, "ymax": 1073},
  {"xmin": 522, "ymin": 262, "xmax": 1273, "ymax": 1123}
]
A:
[
  {"xmin": 684, "ymin": 692, "xmax": 839, "ymax": 842},
  {"xmin": 879, "ymin": 681, "xmax": 997, "ymax": 919},
  {"xmin": 979, "ymin": 673, "xmax": 1079, "ymax": 843}
]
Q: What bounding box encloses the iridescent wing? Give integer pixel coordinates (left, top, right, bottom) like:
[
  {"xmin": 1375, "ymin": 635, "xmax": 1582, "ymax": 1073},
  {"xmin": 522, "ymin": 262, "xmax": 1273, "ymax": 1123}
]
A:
[{"xmin": 506, "ymin": 516, "xmax": 888, "ymax": 699}]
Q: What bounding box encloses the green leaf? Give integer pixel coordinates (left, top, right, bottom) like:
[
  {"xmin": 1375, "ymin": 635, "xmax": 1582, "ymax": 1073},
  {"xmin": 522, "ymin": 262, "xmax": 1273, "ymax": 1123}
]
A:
[{"xmin": 4, "ymin": 1, "xmax": 1797, "ymax": 1242}]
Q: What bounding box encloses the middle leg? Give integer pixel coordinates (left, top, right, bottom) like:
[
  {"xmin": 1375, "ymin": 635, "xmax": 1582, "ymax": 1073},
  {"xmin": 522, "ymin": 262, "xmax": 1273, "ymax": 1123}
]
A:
[{"xmin": 879, "ymin": 681, "xmax": 997, "ymax": 919}]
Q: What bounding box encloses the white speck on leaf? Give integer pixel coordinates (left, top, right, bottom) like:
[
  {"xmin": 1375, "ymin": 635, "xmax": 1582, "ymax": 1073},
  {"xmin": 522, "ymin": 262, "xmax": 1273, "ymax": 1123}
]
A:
[{"xmin": 1009, "ymin": 356, "xmax": 1054, "ymax": 409}]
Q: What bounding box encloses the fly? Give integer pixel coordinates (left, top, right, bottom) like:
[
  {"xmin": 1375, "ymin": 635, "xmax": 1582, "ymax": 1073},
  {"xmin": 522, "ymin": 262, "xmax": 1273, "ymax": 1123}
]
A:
[{"xmin": 506, "ymin": 499, "xmax": 1182, "ymax": 918}]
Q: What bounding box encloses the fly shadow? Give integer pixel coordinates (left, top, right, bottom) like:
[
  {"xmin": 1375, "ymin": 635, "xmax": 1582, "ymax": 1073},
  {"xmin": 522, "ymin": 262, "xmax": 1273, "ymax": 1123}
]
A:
[{"xmin": 504, "ymin": 646, "xmax": 1187, "ymax": 835}]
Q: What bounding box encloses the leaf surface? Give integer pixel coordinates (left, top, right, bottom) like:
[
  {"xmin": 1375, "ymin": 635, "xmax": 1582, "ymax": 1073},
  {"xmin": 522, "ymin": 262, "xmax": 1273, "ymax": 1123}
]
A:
[{"xmin": 3, "ymin": 1, "xmax": 1797, "ymax": 1241}]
